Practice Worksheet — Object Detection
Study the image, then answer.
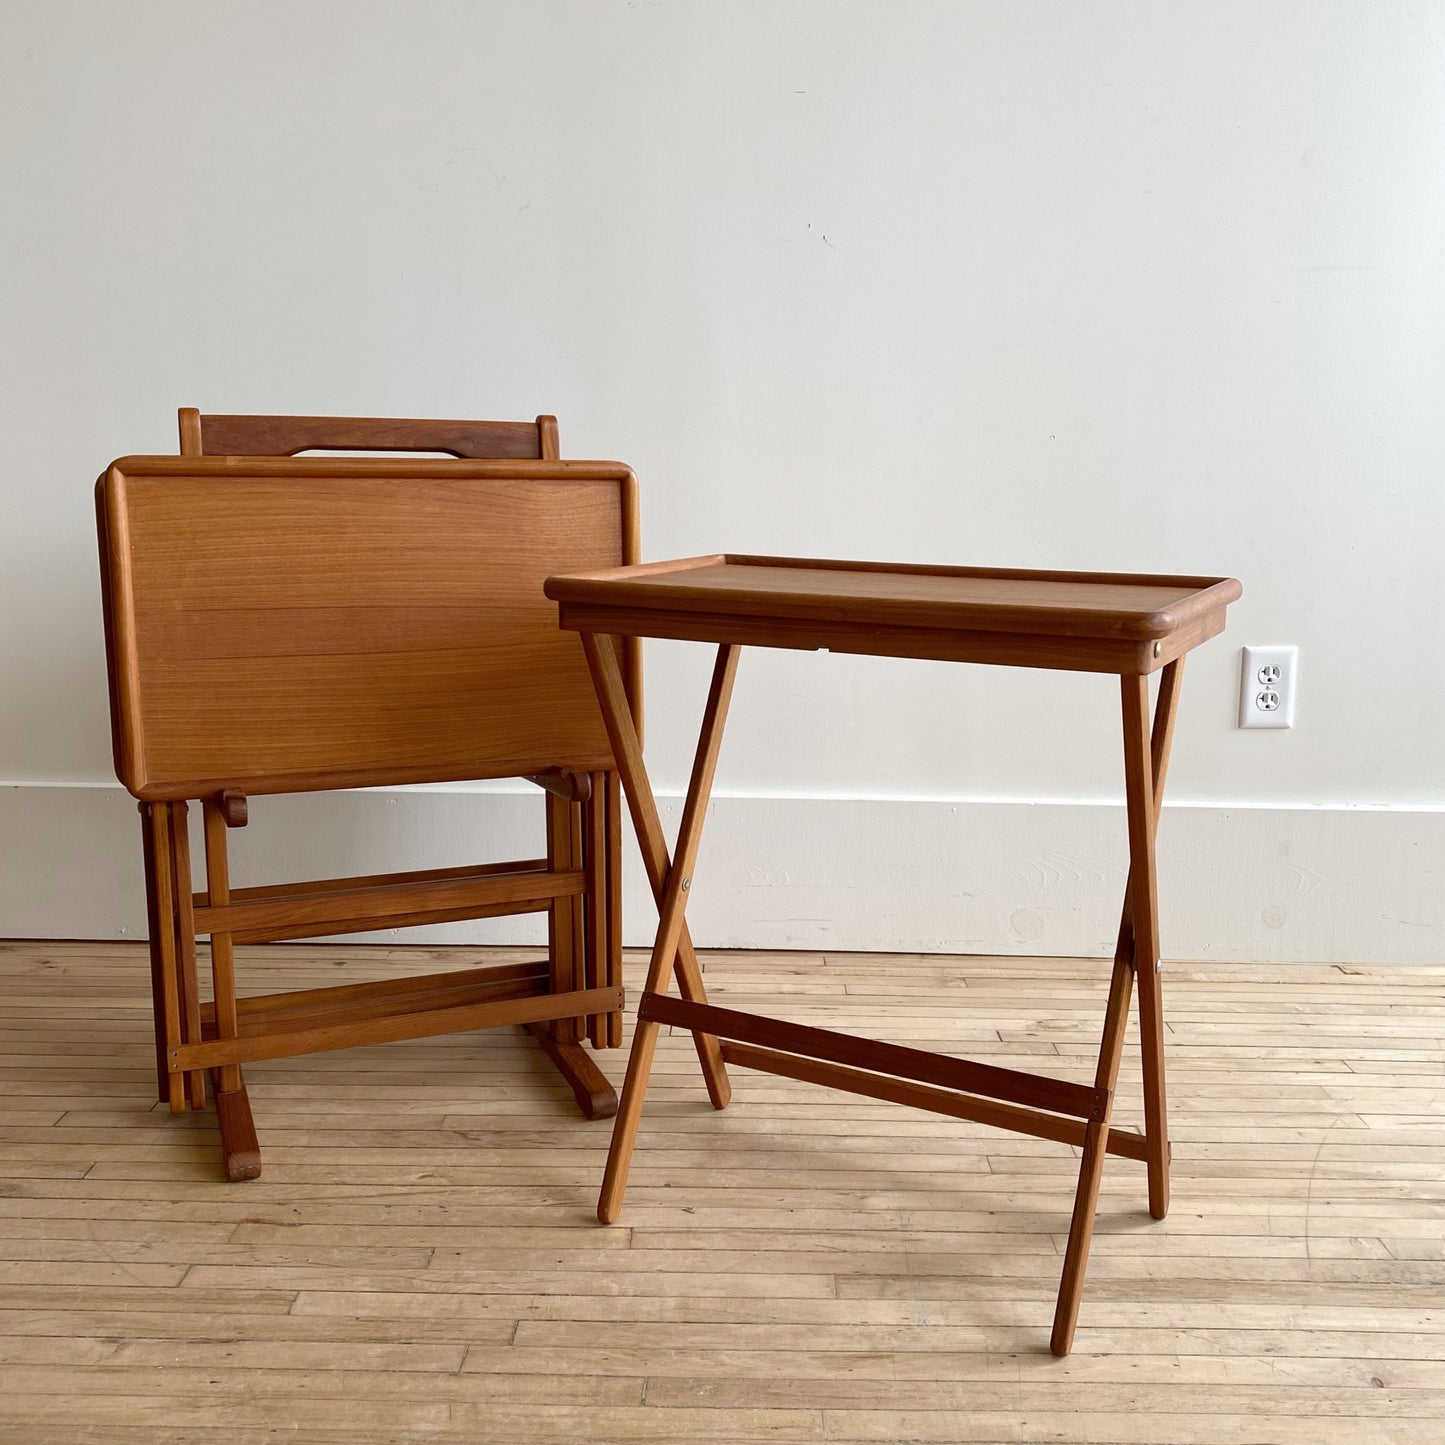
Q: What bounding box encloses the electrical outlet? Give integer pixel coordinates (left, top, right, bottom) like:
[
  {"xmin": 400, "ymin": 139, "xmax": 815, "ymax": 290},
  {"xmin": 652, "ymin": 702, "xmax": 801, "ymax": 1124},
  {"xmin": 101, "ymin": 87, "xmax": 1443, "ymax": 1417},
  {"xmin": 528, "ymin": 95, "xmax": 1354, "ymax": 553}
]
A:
[{"xmin": 1239, "ymin": 645, "xmax": 1297, "ymax": 729}]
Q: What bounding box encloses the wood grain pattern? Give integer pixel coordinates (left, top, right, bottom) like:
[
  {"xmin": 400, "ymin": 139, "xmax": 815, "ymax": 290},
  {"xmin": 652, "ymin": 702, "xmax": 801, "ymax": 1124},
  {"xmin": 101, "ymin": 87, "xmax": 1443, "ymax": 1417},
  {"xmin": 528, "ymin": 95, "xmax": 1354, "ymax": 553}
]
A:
[
  {"xmin": 0, "ymin": 938, "xmax": 1440, "ymax": 1441},
  {"xmin": 99, "ymin": 458, "xmax": 640, "ymax": 799}
]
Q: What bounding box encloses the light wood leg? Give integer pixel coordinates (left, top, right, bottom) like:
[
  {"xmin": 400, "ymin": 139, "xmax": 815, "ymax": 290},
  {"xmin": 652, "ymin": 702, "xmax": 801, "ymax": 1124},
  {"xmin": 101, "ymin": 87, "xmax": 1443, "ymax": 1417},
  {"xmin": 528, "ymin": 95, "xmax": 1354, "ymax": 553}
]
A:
[
  {"xmin": 1051, "ymin": 665, "xmax": 1180, "ymax": 1355},
  {"xmin": 604, "ymin": 771, "xmax": 624, "ymax": 1050},
  {"xmin": 1135, "ymin": 659, "xmax": 1182, "ymax": 1219},
  {"xmin": 138, "ymin": 803, "xmax": 169, "ymax": 1103},
  {"xmin": 568, "ymin": 798, "xmax": 587, "ymax": 1037},
  {"xmin": 213, "ymin": 1086, "xmax": 260, "ymax": 1183},
  {"xmin": 1051, "ymin": 952, "xmax": 1133, "ymax": 1356},
  {"xmin": 201, "ymin": 798, "xmax": 259, "ymax": 1181},
  {"xmin": 141, "ymin": 803, "xmax": 185, "ymax": 1114},
  {"xmin": 201, "ymin": 800, "xmax": 243, "ymax": 1098},
  {"xmin": 168, "ymin": 802, "xmax": 208, "ymax": 1112},
  {"xmin": 590, "ymin": 638, "xmax": 741, "ymax": 1224},
  {"xmin": 522, "ymin": 790, "xmax": 617, "ymax": 1117},
  {"xmin": 544, "ymin": 792, "xmax": 583, "ymax": 1047},
  {"xmin": 584, "ymin": 774, "xmax": 608, "ymax": 1049}
]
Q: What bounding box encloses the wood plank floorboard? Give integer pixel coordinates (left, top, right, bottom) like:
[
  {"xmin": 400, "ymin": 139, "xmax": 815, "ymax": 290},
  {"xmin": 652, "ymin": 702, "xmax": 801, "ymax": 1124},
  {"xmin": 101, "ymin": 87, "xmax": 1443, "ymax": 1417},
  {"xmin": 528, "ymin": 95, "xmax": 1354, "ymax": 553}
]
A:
[{"xmin": 0, "ymin": 939, "xmax": 1441, "ymax": 1443}]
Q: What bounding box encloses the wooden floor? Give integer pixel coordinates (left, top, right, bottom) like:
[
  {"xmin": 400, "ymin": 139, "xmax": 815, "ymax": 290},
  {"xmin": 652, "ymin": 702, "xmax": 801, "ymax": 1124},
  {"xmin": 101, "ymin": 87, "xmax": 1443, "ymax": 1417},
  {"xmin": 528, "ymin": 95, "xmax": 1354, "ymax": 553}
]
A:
[{"xmin": 0, "ymin": 941, "xmax": 1442, "ymax": 1443}]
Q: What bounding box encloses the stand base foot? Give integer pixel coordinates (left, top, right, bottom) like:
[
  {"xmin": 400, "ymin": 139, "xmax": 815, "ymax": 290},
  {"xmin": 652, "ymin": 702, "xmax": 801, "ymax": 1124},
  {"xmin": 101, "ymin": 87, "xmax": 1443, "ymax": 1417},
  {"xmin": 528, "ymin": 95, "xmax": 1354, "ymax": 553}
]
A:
[
  {"xmin": 213, "ymin": 1084, "xmax": 261, "ymax": 1181},
  {"xmin": 526, "ymin": 1023, "xmax": 619, "ymax": 1119}
]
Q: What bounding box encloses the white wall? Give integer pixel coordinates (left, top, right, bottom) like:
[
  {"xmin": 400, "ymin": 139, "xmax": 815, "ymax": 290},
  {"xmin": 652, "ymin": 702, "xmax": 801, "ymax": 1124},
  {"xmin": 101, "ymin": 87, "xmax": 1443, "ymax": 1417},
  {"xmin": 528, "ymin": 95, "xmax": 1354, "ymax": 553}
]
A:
[{"xmin": 2, "ymin": 2, "xmax": 1442, "ymax": 960}]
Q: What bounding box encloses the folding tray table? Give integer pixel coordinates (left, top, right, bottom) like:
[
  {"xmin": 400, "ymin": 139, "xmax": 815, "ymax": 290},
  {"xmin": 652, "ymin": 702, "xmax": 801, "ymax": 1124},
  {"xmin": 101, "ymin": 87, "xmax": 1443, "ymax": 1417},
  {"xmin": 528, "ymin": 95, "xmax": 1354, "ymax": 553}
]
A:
[{"xmin": 545, "ymin": 553, "xmax": 1241, "ymax": 1355}]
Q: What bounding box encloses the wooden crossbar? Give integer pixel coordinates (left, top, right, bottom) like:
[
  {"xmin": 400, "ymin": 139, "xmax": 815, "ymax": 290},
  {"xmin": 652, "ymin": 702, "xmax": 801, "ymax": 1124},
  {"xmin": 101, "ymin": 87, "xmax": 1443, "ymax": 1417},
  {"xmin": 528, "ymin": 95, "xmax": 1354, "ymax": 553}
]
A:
[
  {"xmin": 192, "ymin": 865, "xmax": 583, "ymax": 940},
  {"xmin": 170, "ymin": 983, "xmax": 623, "ymax": 1072},
  {"xmin": 640, "ymin": 995, "xmax": 1107, "ymax": 1121},
  {"xmin": 199, "ymin": 961, "xmax": 552, "ymax": 1039},
  {"xmin": 229, "ymin": 899, "xmax": 554, "ymax": 947},
  {"xmin": 196, "ymin": 857, "xmax": 551, "ymax": 908},
  {"xmin": 720, "ymin": 1042, "xmax": 1148, "ymax": 1162},
  {"xmin": 201, "ymin": 959, "xmax": 548, "ymax": 1021}
]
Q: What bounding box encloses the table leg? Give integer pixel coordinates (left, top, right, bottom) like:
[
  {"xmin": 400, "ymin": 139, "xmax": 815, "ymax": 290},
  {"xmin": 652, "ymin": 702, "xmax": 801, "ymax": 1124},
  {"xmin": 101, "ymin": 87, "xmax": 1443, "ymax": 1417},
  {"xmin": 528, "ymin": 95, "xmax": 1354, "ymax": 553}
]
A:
[
  {"xmin": 1134, "ymin": 659, "xmax": 1183, "ymax": 1220},
  {"xmin": 141, "ymin": 803, "xmax": 185, "ymax": 1114},
  {"xmin": 584, "ymin": 774, "xmax": 607, "ymax": 1049},
  {"xmin": 582, "ymin": 635, "xmax": 740, "ymax": 1224},
  {"xmin": 544, "ymin": 791, "xmax": 583, "ymax": 1047},
  {"xmin": 168, "ymin": 802, "xmax": 209, "ymax": 1113},
  {"xmin": 1050, "ymin": 664, "xmax": 1180, "ymax": 1355},
  {"xmin": 1050, "ymin": 952, "xmax": 1134, "ymax": 1356},
  {"xmin": 202, "ymin": 797, "xmax": 260, "ymax": 1181},
  {"xmin": 605, "ymin": 771, "xmax": 624, "ymax": 1049}
]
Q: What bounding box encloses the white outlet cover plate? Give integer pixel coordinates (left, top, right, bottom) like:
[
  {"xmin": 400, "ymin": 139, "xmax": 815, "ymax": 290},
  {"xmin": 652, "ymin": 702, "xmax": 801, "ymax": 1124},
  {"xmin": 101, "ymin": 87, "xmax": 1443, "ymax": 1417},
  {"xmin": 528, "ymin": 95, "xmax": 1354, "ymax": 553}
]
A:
[{"xmin": 1239, "ymin": 644, "xmax": 1297, "ymax": 729}]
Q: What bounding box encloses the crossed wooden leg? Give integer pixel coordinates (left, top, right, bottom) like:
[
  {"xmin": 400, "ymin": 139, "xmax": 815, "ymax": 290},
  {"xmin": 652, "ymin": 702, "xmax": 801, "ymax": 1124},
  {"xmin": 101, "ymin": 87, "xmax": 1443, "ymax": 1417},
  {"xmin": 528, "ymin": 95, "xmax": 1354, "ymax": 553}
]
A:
[
  {"xmin": 586, "ymin": 637, "xmax": 1184, "ymax": 1353},
  {"xmin": 582, "ymin": 634, "xmax": 737, "ymax": 1224},
  {"xmin": 1051, "ymin": 660, "xmax": 1182, "ymax": 1355}
]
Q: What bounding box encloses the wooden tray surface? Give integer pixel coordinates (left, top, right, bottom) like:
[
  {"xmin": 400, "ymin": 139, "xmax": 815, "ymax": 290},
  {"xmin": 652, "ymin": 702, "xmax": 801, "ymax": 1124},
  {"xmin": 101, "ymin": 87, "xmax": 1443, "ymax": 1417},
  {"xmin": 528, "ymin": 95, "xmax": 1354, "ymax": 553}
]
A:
[
  {"xmin": 545, "ymin": 554, "xmax": 1241, "ymax": 642},
  {"xmin": 99, "ymin": 456, "xmax": 639, "ymax": 799}
]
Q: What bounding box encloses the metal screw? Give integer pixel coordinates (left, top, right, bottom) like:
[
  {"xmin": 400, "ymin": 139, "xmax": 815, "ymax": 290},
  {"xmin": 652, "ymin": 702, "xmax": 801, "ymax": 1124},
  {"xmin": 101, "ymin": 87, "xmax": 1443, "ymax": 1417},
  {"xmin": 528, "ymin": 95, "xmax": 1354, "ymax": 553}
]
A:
[
  {"xmin": 681, "ymin": 877, "xmax": 691, "ymax": 891},
  {"xmin": 1153, "ymin": 641, "xmax": 1162, "ymax": 658}
]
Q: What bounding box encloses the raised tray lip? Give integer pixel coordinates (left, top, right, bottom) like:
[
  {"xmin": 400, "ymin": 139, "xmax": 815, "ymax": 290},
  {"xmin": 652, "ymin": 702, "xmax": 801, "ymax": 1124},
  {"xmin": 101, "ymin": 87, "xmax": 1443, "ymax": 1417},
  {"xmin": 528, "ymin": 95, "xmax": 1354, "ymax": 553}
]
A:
[
  {"xmin": 545, "ymin": 553, "xmax": 1244, "ymax": 642},
  {"xmin": 102, "ymin": 454, "xmax": 636, "ymax": 482}
]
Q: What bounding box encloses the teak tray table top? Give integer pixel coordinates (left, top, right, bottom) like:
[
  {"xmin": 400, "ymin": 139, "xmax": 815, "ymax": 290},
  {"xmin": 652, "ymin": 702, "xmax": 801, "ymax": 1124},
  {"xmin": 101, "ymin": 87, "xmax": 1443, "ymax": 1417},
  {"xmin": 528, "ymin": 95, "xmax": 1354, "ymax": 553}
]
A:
[{"xmin": 545, "ymin": 554, "xmax": 1242, "ymax": 1356}]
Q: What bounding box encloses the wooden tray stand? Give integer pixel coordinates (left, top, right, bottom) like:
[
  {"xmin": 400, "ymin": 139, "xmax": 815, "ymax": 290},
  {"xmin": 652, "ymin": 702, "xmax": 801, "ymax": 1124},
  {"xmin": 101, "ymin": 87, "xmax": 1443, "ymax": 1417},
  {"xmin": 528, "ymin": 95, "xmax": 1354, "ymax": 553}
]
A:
[{"xmin": 101, "ymin": 413, "xmax": 635, "ymax": 1180}]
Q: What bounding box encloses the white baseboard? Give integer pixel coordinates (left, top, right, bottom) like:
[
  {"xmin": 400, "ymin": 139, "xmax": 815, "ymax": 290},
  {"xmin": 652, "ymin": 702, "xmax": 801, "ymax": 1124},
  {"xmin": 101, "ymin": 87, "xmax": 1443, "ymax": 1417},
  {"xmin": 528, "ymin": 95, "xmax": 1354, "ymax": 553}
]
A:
[{"xmin": 2, "ymin": 783, "xmax": 1441, "ymax": 964}]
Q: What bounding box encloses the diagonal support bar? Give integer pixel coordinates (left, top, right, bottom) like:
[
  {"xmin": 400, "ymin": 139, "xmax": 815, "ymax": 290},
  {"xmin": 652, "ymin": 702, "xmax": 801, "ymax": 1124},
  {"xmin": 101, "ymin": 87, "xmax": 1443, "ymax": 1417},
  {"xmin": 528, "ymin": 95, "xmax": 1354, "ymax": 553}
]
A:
[{"xmin": 1051, "ymin": 659, "xmax": 1183, "ymax": 1356}]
